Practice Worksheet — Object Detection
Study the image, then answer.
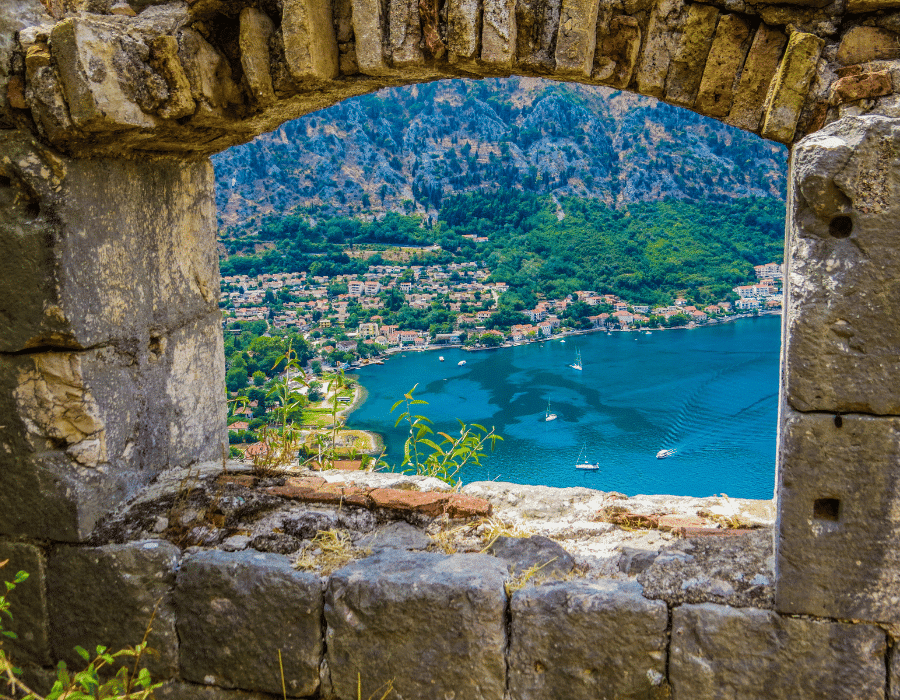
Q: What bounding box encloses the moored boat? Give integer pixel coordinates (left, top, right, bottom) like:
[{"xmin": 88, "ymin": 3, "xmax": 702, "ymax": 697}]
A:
[{"xmin": 656, "ymin": 448, "xmax": 676, "ymax": 459}]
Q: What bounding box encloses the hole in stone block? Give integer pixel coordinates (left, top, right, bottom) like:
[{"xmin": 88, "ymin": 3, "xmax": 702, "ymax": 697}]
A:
[
  {"xmin": 834, "ymin": 414, "xmax": 843, "ymax": 428},
  {"xmin": 0, "ymin": 175, "xmax": 11, "ymax": 188},
  {"xmin": 813, "ymin": 498, "xmax": 840, "ymax": 521},
  {"xmin": 829, "ymin": 215, "xmax": 853, "ymax": 238},
  {"xmin": 24, "ymin": 200, "xmax": 40, "ymax": 218}
]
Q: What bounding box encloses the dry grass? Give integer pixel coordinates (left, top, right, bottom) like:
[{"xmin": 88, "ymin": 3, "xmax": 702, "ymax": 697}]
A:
[
  {"xmin": 427, "ymin": 516, "xmax": 530, "ymax": 554},
  {"xmin": 292, "ymin": 530, "xmax": 371, "ymax": 575},
  {"xmin": 504, "ymin": 557, "xmax": 559, "ymax": 595}
]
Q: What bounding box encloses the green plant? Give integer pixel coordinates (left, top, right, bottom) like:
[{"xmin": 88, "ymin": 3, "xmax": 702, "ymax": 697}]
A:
[
  {"xmin": 0, "ymin": 561, "xmax": 161, "ymax": 700},
  {"xmin": 389, "ymin": 385, "xmax": 502, "ymax": 487}
]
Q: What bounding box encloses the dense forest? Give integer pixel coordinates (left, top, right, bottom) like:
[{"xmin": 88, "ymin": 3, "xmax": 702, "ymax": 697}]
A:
[{"xmin": 220, "ymin": 192, "xmax": 785, "ymax": 306}]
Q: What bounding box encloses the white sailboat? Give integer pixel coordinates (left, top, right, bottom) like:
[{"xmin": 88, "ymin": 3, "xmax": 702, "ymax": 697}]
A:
[
  {"xmin": 544, "ymin": 402, "xmax": 557, "ymax": 422},
  {"xmin": 575, "ymin": 444, "xmax": 599, "ymax": 471},
  {"xmin": 569, "ymin": 348, "xmax": 583, "ymax": 371}
]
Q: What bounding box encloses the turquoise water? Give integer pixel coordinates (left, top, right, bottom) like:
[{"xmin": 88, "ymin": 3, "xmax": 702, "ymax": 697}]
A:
[{"xmin": 351, "ymin": 315, "xmax": 781, "ymax": 499}]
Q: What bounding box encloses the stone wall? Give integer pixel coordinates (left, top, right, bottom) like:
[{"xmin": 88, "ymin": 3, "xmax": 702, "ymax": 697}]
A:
[{"xmin": 0, "ymin": 473, "xmax": 891, "ymax": 700}]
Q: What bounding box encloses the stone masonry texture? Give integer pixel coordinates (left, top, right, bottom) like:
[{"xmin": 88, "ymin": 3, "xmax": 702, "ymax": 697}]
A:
[
  {"xmin": 325, "ymin": 550, "xmax": 508, "ymax": 700},
  {"xmin": 175, "ymin": 549, "xmax": 323, "ymax": 697},
  {"xmin": 47, "ymin": 540, "xmax": 180, "ymax": 679},
  {"xmin": 670, "ymin": 603, "xmax": 887, "ymax": 699},
  {"xmin": 508, "ymin": 579, "xmax": 669, "ymax": 700}
]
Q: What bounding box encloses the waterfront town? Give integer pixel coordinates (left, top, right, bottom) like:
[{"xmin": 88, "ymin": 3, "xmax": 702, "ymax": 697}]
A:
[{"xmin": 220, "ymin": 260, "xmax": 784, "ymax": 364}]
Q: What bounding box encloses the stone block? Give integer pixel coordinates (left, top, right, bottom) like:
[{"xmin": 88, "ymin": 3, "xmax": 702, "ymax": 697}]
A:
[
  {"xmin": 848, "ymin": 0, "xmax": 900, "ymax": 12},
  {"xmin": 0, "ymin": 133, "xmax": 220, "ymax": 352},
  {"xmin": 593, "ymin": 15, "xmax": 642, "ymax": 89},
  {"xmin": 0, "ymin": 312, "xmax": 225, "ymax": 541},
  {"xmin": 776, "ymin": 409, "xmax": 900, "ymax": 624},
  {"xmin": 177, "ymin": 28, "xmax": 244, "ymax": 124},
  {"xmin": 239, "ymin": 8, "xmax": 276, "ymax": 106},
  {"xmin": 760, "ymin": 31, "xmax": 824, "ymax": 143},
  {"xmin": 388, "ymin": 0, "xmax": 423, "ymax": 67},
  {"xmin": 554, "ymin": 0, "xmax": 600, "ymax": 78},
  {"xmin": 351, "ymin": 0, "xmax": 389, "ymax": 75},
  {"xmin": 635, "ymin": 0, "xmax": 686, "ymax": 99},
  {"xmin": 695, "ymin": 14, "xmax": 752, "ymax": 117},
  {"xmin": 448, "ymin": 0, "xmax": 481, "ymax": 66},
  {"xmin": 671, "ymin": 603, "xmax": 886, "ymax": 699},
  {"xmin": 727, "ymin": 23, "xmax": 787, "ymax": 132},
  {"xmin": 153, "ymin": 682, "xmax": 278, "ymax": 700},
  {"xmin": 47, "ymin": 541, "xmax": 180, "ymax": 679},
  {"xmin": 664, "ymin": 3, "xmax": 719, "ymax": 107},
  {"xmin": 830, "ymin": 71, "xmax": 893, "ymax": 105},
  {"xmin": 50, "ymin": 17, "xmax": 162, "ymax": 132},
  {"xmin": 836, "ymin": 27, "xmax": 900, "ymax": 65},
  {"xmin": 508, "ymin": 580, "xmax": 668, "ymax": 700},
  {"xmin": 326, "ymin": 550, "xmax": 508, "ymax": 700},
  {"xmin": 0, "ymin": 0, "xmax": 51, "ymax": 127},
  {"xmin": 515, "ymin": 0, "xmax": 561, "ymax": 72},
  {"xmin": 176, "ymin": 550, "xmax": 323, "ymax": 697},
  {"xmin": 482, "ymin": 0, "xmax": 517, "ymax": 67},
  {"xmin": 149, "ymin": 35, "xmax": 196, "ymax": 120},
  {"xmin": 486, "ymin": 535, "xmax": 576, "ymax": 577},
  {"xmin": 785, "ymin": 116, "xmax": 900, "ymax": 415},
  {"xmin": 0, "ymin": 541, "xmax": 50, "ymax": 666},
  {"xmin": 283, "ymin": 0, "xmax": 339, "ymax": 82}
]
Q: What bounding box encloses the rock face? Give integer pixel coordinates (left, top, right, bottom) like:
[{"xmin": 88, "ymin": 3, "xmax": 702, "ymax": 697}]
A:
[{"xmin": 325, "ymin": 550, "xmax": 508, "ymax": 700}]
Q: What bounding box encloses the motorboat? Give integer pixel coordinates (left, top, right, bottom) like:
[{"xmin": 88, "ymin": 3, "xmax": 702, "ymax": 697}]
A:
[
  {"xmin": 458, "ymin": 360, "xmax": 467, "ymax": 366},
  {"xmin": 656, "ymin": 448, "xmax": 676, "ymax": 459},
  {"xmin": 439, "ymin": 356, "xmax": 445, "ymax": 362}
]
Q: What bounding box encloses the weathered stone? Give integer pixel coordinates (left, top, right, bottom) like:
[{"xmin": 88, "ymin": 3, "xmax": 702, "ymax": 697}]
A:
[
  {"xmin": 776, "ymin": 410, "xmax": 900, "ymax": 624},
  {"xmin": 369, "ymin": 487, "xmax": 447, "ymax": 514},
  {"xmin": 837, "ymin": 27, "xmax": 900, "ymax": 66},
  {"xmin": 618, "ymin": 546, "xmax": 660, "ymax": 575},
  {"xmin": 149, "ymin": 35, "xmax": 196, "ymax": 119},
  {"xmin": 448, "ymin": 0, "xmax": 481, "ymax": 66},
  {"xmin": 891, "ymin": 642, "xmax": 900, "ymax": 700},
  {"xmin": 593, "ymin": 15, "xmax": 642, "ymax": 88},
  {"xmin": 554, "ymin": 0, "xmax": 600, "ymax": 78},
  {"xmin": 326, "ymin": 550, "xmax": 508, "ymax": 700},
  {"xmin": 176, "ymin": 550, "xmax": 323, "ymax": 697},
  {"xmin": 239, "ymin": 8, "xmax": 275, "ymax": 107},
  {"xmin": 671, "ymin": 604, "xmax": 886, "ymax": 699},
  {"xmin": 50, "ymin": 18, "xmax": 162, "ymax": 132},
  {"xmin": 0, "ymin": 312, "xmax": 225, "ymax": 541},
  {"xmin": 727, "ymin": 24, "xmax": 787, "ymax": 132},
  {"xmin": 785, "ymin": 116, "xmax": 900, "ymax": 415},
  {"xmin": 388, "ymin": 0, "xmax": 423, "ymax": 66},
  {"xmin": 695, "ymin": 14, "xmax": 751, "ymax": 117},
  {"xmin": 638, "ymin": 529, "xmax": 774, "ymax": 608},
  {"xmin": 508, "ymin": 580, "xmax": 668, "ymax": 700},
  {"xmin": 0, "ymin": 541, "xmax": 50, "ymax": 666},
  {"xmin": 516, "ymin": 0, "xmax": 561, "ymax": 72},
  {"xmin": 635, "ymin": 0, "xmax": 686, "ymax": 99},
  {"xmin": 486, "ymin": 535, "xmax": 576, "ymax": 577},
  {"xmin": 47, "ymin": 541, "xmax": 179, "ymax": 678},
  {"xmin": 0, "ymin": 0, "xmax": 52, "ymax": 126},
  {"xmin": 0, "ymin": 133, "xmax": 220, "ymax": 352},
  {"xmin": 831, "ymin": 71, "xmax": 893, "ymax": 105},
  {"xmin": 665, "ymin": 3, "xmax": 719, "ymax": 107},
  {"xmin": 760, "ymin": 31, "xmax": 824, "ymax": 143},
  {"xmin": 177, "ymin": 28, "xmax": 244, "ymax": 124},
  {"xmin": 351, "ymin": 0, "xmax": 389, "ymax": 74},
  {"xmin": 848, "ymin": 0, "xmax": 900, "ymax": 12},
  {"xmin": 482, "ymin": 0, "xmax": 517, "ymax": 67},
  {"xmin": 356, "ymin": 520, "xmax": 432, "ymax": 550},
  {"xmin": 153, "ymin": 682, "xmax": 277, "ymax": 700},
  {"xmin": 283, "ymin": 0, "xmax": 339, "ymax": 82}
]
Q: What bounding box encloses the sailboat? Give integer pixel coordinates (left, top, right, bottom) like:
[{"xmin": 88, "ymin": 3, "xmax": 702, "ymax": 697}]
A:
[
  {"xmin": 575, "ymin": 444, "xmax": 599, "ymax": 470},
  {"xmin": 569, "ymin": 348, "xmax": 583, "ymax": 371},
  {"xmin": 544, "ymin": 402, "xmax": 557, "ymax": 422}
]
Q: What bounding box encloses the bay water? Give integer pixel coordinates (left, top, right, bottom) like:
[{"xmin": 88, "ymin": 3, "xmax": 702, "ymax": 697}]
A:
[{"xmin": 350, "ymin": 314, "xmax": 781, "ymax": 499}]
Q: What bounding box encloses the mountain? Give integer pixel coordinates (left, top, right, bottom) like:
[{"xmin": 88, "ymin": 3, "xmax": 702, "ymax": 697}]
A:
[{"xmin": 211, "ymin": 77, "xmax": 787, "ymax": 232}]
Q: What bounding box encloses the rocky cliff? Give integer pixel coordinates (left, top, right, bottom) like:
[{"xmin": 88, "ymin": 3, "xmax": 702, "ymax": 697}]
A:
[{"xmin": 212, "ymin": 77, "xmax": 788, "ymax": 229}]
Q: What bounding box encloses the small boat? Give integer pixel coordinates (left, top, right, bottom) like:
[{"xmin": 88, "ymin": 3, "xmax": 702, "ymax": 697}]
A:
[
  {"xmin": 544, "ymin": 402, "xmax": 557, "ymax": 422},
  {"xmin": 656, "ymin": 448, "xmax": 676, "ymax": 459},
  {"xmin": 458, "ymin": 360, "xmax": 467, "ymax": 366},
  {"xmin": 439, "ymin": 356, "xmax": 445, "ymax": 362},
  {"xmin": 645, "ymin": 331, "xmax": 652, "ymax": 335},
  {"xmin": 559, "ymin": 339, "xmax": 566, "ymax": 343},
  {"xmin": 575, "ymin": 444, "xmax": 599, "ymax": 471},
  {"xmin": 569, "ymin": 348, "xmax": 583, "ymax": 371}
]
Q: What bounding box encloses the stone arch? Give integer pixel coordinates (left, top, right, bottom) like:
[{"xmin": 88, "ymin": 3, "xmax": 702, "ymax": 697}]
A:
[{"xmin": 2, "ymin": 0, "xmax": 900, "ymax": 661}]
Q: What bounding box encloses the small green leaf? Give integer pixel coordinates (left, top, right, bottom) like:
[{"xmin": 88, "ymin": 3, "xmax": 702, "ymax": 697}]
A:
[{"xmin": 75, "ymin": 645, "xmax": 90, "ymax": 661}]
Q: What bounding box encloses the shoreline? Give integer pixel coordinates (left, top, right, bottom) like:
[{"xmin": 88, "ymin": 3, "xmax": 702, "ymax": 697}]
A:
[{"xmin": 341, "ymin": 310, "xmax": 782, "ymax": 448}]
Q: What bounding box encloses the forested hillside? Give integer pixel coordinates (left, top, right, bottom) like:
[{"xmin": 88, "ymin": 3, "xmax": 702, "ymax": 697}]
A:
[
  {"xmin": 212, "ymin": 77, "xmax": 787, "ymax": 229},
  {"xmin": 221, "ymin": 192, "xmax": 784, "ymax": 306}
]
